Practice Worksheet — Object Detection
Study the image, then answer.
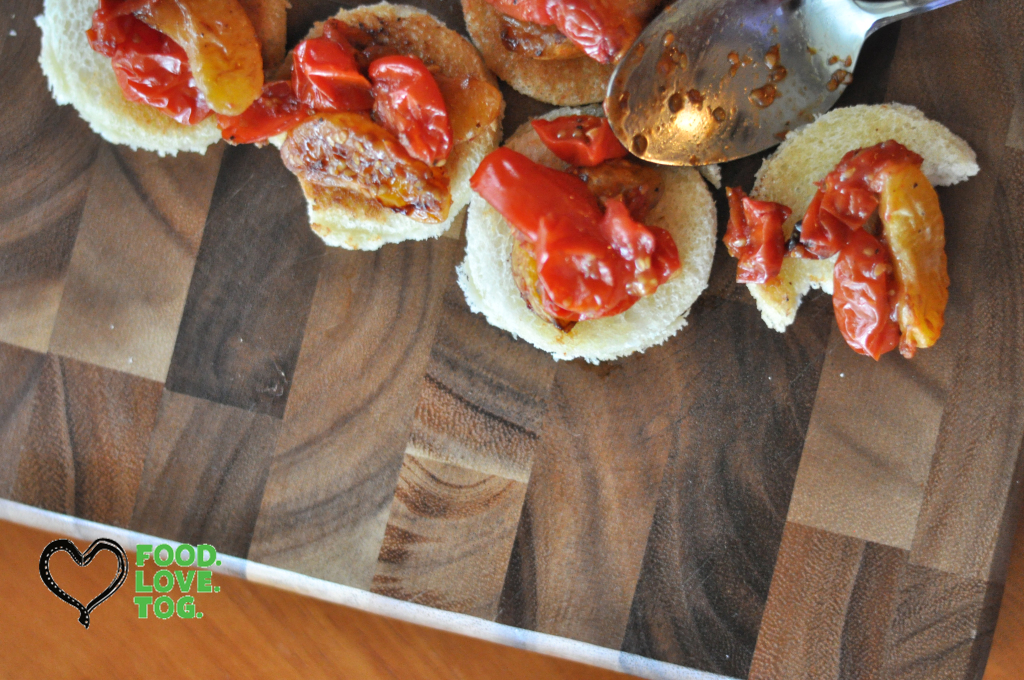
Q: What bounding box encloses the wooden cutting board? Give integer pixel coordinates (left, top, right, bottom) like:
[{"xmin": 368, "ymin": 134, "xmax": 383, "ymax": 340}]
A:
[{"xmin": 1, "ymin": 1, "xmax": 1022, "ymax": 678}]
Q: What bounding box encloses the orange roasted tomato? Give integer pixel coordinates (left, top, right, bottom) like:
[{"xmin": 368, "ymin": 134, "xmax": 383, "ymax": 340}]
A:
[
  {"xmin": 88, "ymin": 1, "xmax": 211, "ymax": 124},
  {"xmin": 832, "ymin": 228, "xmax": 901, "ymax": 360},
  {"xmin": 531, "ymin": 115, "xmax": 628, "ymax": 167},
  {"xmin": 135, "ymin": 0, "xmax": 263, "ymax": 116},
  {"xmin": 471, "ymin": 147, "xmax": 680, "ymax": 324},
  {"xmin": 217, "ymin": 81, "xmax": 311, "ymax": 145},
  {"xmin": 483, "ymin": 0, "xmax": 643, "ymax": 64},
  {"xmin": 369, "ymin": 56, "xmax": 454, "ymax": 166},
  {"xmin": 724, "ymin": 187, "xmax": 790, "ymax": 284}
]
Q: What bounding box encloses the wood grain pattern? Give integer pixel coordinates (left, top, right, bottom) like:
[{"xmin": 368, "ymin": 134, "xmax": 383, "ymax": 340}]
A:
[
  {"xmin": 0, "ymin": 343, "xmax": 46, "ymax": 498},
  {"xmin": 788, "ymin": 338, "xmax": 951, "ymax": 549},
  {"xmin": 372, "ymin": 454, "xmax": 527, "ymax": 619},
  {"xmin": 887, "ymin": 2, "xmax": 1024, "ymax": 582},
  {"xmin": 368, "ymin": 280, "xmax": 555, "ymax": 618},
  {"xmin": 407, "ymin": 283, "xmax": 556, "ymax": 482},
  {"xmin": 12, "ymin": 357, "xmax": 163, "ymax": 527},
  {"xmin": 0, "ymin": 1, "xmax": 1022, "ymax": 678},
  {"xmin": 0, "ymin": 3, "xmax": 97, "ymax": 353},
  {"xmin": 497, "ymin": 343, "xmax": 693, "ymax": 650},
  {"xmin": 749, "ymin": 523, "xmax": 903, "ymax": 680},
  {"xmin": 750, "ymin": 522, "xmax": 1002, "ymax": 680},
  {"xmin": 620, "ymin": 284, "xmax": 834, "ymax": 678},
  {"xmin": 47, "ymin": 145, "xmax": 224, "ymax": 382},
  {"xmin": 130, "ymin": 390, "xmax": 279, "ymax": 558},
  {"xmin": 165, "ymin": 144, "xmax": 324, "ymax": 418},
  {"xmin": 249, "ymin": 240, "xmax": 458, "ymax": 588}
]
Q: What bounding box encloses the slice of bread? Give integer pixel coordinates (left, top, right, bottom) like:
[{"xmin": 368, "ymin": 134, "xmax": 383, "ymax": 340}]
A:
[
  {"xmin": 748, "ymin": 103, "xmax": 979, "ymax": 332},
  {"xmin": 37, "ymin": 0, "xmax": 288, "ymax": 156},
  {"xmin": 458, "ymin": 106, "xmax": 717, "ymax": 363},
  {"xmin": 285, "ymin": 3, "xmax": 504, "ymax": 251},
  {"xmin": 461, "ymin": 0, "xmax": 613, "ymax": 106}
]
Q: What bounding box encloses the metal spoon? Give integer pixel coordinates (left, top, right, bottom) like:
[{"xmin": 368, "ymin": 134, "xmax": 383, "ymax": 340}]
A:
[{"xmin": 605, "ymin": 0, "xmax": 964, "ymax": 166}]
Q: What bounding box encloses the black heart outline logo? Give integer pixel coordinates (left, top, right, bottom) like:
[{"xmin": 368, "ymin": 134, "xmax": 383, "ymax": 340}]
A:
[{"xmin": 39, "ymin": 538, "xmax": 128, "ymax": 629}]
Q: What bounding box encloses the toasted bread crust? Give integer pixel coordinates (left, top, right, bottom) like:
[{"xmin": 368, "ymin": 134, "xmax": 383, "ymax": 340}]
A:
[
  {"xmin": 461, "ymin": 0, "xmax": 613, "ymax": 105},
  {"xmin": 458, "ymin": 107, "xmax": 718, "ymax": 362},
  {"xmin": 38, "ymin": 0, "xmax": 288, "ymax": 155}
]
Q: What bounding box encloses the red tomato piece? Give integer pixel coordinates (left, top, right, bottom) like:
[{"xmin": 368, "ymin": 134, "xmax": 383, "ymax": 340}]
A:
[
  {"xmin": 471, "ymin": 147, "xmax": 680, "ymax": 321},
  {"xmin": 217, "ymin": 81, "xmax": 311, "ymax": 145},
  {"xmin": 484, "ymin": 0, "xmax": 639, "ymax": 64},
  {"xmin": 800, "ymin": 141, "xmax": 922, "ymax": 258},
  {"xmin": 369, "ymin": 56, "xmax": 453, "ymax": 165},
  {"xmin": 292, "ymin": 37, "xmax": 373, "ymax": 113},
  {"xmin": 724, "ymin": 187, "xmax": 790, "ymax": 284},
  {"xmin": 832, "ymin": 228, "xmax": 900, "ymax": 360},
  {"xmin": 531, "ymin": 115, "xmax": 628, "ymax": 167},
  {"xmin": 88, "ymin": 8, "xmax": 211, "ymax": 125}
]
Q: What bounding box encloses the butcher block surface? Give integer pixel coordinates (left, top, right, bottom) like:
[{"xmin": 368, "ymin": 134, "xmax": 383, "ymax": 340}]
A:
[{"xmin": 1, "ymin": 1, "xmax": 1022, "ymax": 678}]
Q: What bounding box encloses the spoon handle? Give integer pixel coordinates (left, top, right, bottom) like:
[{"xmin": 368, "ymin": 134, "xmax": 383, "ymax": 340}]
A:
[{"xmin": 853, "ymin": 0, "xmax": 965, "ymax": 33}]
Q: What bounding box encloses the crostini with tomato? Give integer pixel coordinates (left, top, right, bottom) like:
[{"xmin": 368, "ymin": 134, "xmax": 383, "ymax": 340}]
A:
[
  {"xmin": 38, "ymin": 0, "xmax": 288, "ymax": 155},
  {"xmin": 724, "ymin": 103, "xmax": 978, "ymax": 360},
  {"xmin": 461, "ymin": 0, "xmax": 664, "ymax": 105},
  {"xmin": 458, "ymin": 106, "xmax": 716, "ymax": 362},
  {"xmin": 218, "ymin": 3, "xmax": 505, "ymax": 250}
]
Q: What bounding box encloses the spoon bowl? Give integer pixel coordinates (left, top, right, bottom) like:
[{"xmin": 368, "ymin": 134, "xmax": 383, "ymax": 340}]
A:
[{"xmin": 605, "ymin": 0, "xmax": 964, "ymax": 166}]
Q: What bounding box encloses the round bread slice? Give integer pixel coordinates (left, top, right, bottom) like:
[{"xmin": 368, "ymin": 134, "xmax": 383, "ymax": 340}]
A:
[
  {"xmin": 285, "ymin": 3, "xmax": 505, "ymax": 251},
  {"xmin": 461, "ymin": 0, "xmax": 613, "ymax": 106},
  {"xmin": 37, "ymin": 0, "xmax": 288, "ymax": 156},
  {"xmin": 458, "ymin": 106, "xmax": 717, "ymax": 363},
  {"xmin": 747, "ymin": 103, "xmax": 979, "ymax": 332}
]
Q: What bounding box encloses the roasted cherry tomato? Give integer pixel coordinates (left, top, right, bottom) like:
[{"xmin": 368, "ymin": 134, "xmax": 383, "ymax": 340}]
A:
[
  {"xmin": 471, "ymin": 147, "xmax": 680, "ymax": 322},
  {"xmin": 369, "ymin": 56, "xmax": 453, "ymax": 165},
  {"xmin": 531, "ymin": 115, "xmax": 628, "ymax": 167},
  {"xmin": 292, "ymin": 37, "xmax": 373, "ymax": 113},
  {"xmin": 217, "ymin": 81, "xmax": 311, "ymax": 144},
  {"xmin": 484, "ymin": 0, "xmax": 641, "ymax": 64},
  {"xmin": 832, "ymin": 228, "xmax": 901, "ymax": 360},
  {"xmin": 88, "ymin": 7, "xmax": 211, "ymax": 125},
  {"xmin": 725, "ymin": 187, "xmax": 789, "ymax": 284},
  {"xmin": 800, "ymin": 141, "xmax": 923, "ymax": 258}
]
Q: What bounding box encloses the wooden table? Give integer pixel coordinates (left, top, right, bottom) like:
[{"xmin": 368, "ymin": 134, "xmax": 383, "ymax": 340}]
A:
[{"xmin": 1, "ymin": 1, "xmax": 1022, "ymax": 678}]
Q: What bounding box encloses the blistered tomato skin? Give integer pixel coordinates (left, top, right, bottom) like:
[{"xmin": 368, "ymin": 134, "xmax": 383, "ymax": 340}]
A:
[
  {"xmin": 800, "ymin": 142, "xmax": 922, "ymax": 258},
  {"xmin": 484, "ymin": 0, "xmax": 641, "ymax": 64},
  {"xmin": 292, "ymin": 37, "xmax": 374, "ymax": 113},
  {"xmin": 369, "ymin": 56, "xmax": 454, "ymax": 165},
  {"xmin": 88, "ymin": 8, "xmax": 212, "ymax": 125},
  {"xmin": 218, "ymin": 81, "xmax": 311, "ymax": 144},
  {"xmin": 531, "ymin": 116, "xmax": 628, "ymax": 167},
  {"xmin": 725, "ymin": 187, "xmax": 790, "ymax": 284},
  {"xmin": 471, "ymin": 147, "xmax": 680, "ymax": 323},
  {"xmin": 832, "ymin": 229, "xmax": 901, "ymax": 360}
]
